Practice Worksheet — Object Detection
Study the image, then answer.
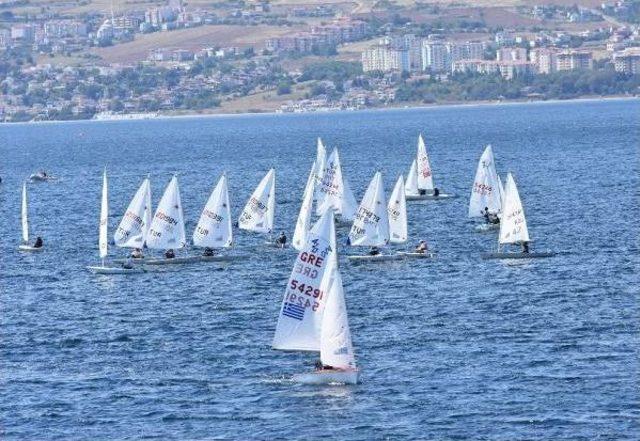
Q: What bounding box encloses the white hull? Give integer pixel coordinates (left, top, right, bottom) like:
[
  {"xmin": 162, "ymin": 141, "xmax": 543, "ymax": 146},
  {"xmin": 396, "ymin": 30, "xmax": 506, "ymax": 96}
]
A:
[
  {"xmin": 87, "ymin": 265, "xmax": 145, "ymax": 274},
  {"xmin": 347, "ymin": 254, "xmax": 402, "ymax": 262},
  {"xmin": 293, "ymin": 369, "xmax": 358, "ymax": 385},
  {"xmin": 264, "ymin": 241, "xmax": 289, "ymax": 249},
  {"xmin": 18, "ymin": 245, "xmax": 43, "ymax": 252},
  {"xmin": 29, "ymin": 174, "xmax": 55, "ymax": 182},
  {"xmin": 475, "ymin": 223, "xmax": 500, "ymax": 232},
  {"xmin": 406, "ymin": 193, "xmax": 455, "ymax": 201},
  {"xmin": 397, "ymin": 251, "xmax": 436, "ymax": 259},
  {"xmin": 482, "ymin": 251, "xmax": 555, "ymax": 260},
  {"xmin": 113, "ymin": 254, "xmax": 241, "ymax": 265}
]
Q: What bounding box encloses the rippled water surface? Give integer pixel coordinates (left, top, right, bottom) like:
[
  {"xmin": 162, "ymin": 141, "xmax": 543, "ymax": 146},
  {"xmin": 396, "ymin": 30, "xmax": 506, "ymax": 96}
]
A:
[{"xmin": 1, "ymin": 99, "xmax": 639, "ymax": 440}]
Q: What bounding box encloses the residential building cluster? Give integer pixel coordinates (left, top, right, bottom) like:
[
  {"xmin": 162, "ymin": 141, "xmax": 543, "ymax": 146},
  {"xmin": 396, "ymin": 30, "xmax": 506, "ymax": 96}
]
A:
[{"xmin": 265, "ymin": 18, "xmax": 369, "ymax": 53}]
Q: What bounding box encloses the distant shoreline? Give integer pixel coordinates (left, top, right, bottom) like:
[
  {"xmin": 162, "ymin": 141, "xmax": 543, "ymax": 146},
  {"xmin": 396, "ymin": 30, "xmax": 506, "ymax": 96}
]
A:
[{"xmin": 3, "ymin": 95, "xmax": 638, "ymax": 126}]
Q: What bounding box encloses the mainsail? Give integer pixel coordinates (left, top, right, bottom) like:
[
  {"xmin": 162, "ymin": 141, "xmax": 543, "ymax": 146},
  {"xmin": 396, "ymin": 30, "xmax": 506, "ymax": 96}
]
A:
[
  {"xmin": 469, "ymin": 145, "xmax": 503, "ymax": 217},
  {"xmin": 146, "ymin": 175, "xmax": 186, "ymax": 250},
  {"xmin": 314, "ymin": 138, "xmax": 327, "ymax": 203},
  {"xmin": 499, "ymin": 173, "xmax": 530, "ymax": 245},
  {"xmin": 238, "ymin": 169, "xmax": 275, "ymax": 234},
  {"xmin": 272, "ymin": 209, "xmax": 337, "ymax": 351},
  {"xmin": 348, "ymin": 171, "xmax": 390, "ymax": 247},
  {"xmin": 341, "ymin": 176, "xmax": 358, "ymax": 221},
  {"xmin": 405, "ymin": 159, "xmax": 419, "ymax": 197},
  {"xmin": 21, "ymin": 182, "xmax": 29, "ymax": 243},
  {"xmin": 316, "ymin": 148, "xmax": 346, "ymax": 216},
  {"xmin": 320, "ymin": 265, "xmax": 356, "ymax": 370},
  {"xmin": 114, "ymin": 177, "xmax": 152, "ymax": 248},
  {"xmin": 292, "ymin": 162, "xmax": 316, "ymax": 251},
  {"xmin": 417, "ymin": 134, "xmax": 434, "ymax": 192},
  {"xmin": 193, "ymin": 174, "xmax": 233, "ymax": 248},
  {"xmin": 388, "ymin": 175, "xmax": 407, "ymax": 244},
  {"xmin": 99, "ymin": 169, "xmax": 109, "ymax": 260}
]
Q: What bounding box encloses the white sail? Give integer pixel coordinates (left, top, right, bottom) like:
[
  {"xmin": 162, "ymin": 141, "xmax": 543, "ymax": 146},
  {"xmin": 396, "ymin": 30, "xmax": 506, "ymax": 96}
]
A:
[
  {"xmin": 293, "ymin": 162, "xmax": 316, "ymax": 251},
  {"xmin": 341, "ymin": 176, "xmax": 358, "ymax": 221},
  {"xmin": 99, "ymin": 169, "xmax": 109, "ymax": 260},
  {"xmin": 469, "ymin": 145, "xmax": 503, "ymax": 217},
  {"xmin": 273, "ymin": 209, "xmax": 337, "ymax": 351},
  {"xmin": 387, "ymin": 175, "xmax": 407, "ymax": 244},
  {"xmin": 238, "ymin": 169, "xmax": 275, "ymax": 234},
  {"xmin": 404, "ymin": 159, "xmax": 419, "ymax": 197},
  {"xmin": 314, "ymin": 138, "xmax": 327, "ymax": 203},
  {"xmin": 417, "ymin": 134, "xmax": 434, "ymax": 191},
  {"xmin": 193, "ymin": 174, "xmax": 233, "ymax": 248},
  {"xmin": 114, "ymin": 177, "xmax": 152, "ymax": 248},
  {"xmin": 499, "ymin": 173, "xmax": 530, "ymax": 245},
  {"xmin": 146, "ymin": 176, "xmax": 186, "ymax": 250},
  {"xmin": 316, "ymin": 148, "xmax": 347, "ymax": 216},
  {"xmin": 320, "ymin": 265, "xmax": 356, "ymax": 370},
  {"xmin": 348, "ymin": 171, "xmax": 390, "ymax": 247},
  {"xmin": 21, "ymin": 182, "xmax": 29, "ymax": 243}
]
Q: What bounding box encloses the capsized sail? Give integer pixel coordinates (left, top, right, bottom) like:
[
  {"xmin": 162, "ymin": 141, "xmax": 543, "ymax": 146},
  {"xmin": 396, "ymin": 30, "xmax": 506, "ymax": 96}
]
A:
[
  {"xmin": 21, "ymin": 182, "xmax": 29, "ymax": 243},
  {"xmin": 320, "ymin": 265, "xmax": 356, "ymax": 370},
  {"xmin": 292, "ymin": 162, "xmax": 316, "ymax": 251},
  {"xmin": 273, "ymin": 209, "xmax": 337, "ymax": 351},
  {"xmin": 417, "ymin": 134, "xmax": 434, "ymax": 191},
  {"xmin": 99, "ymin": 169, "xmax": 109, "ymax": 260},
  {"xmin": 114, "ymin": 177, "xmax": 152, "ymax": 248},
  {"xmin": 469, "ymin": 145, "xmax": 502, "ymax": 217},
  {"xmin": 238, "ymin": 169, "xmax": 275, "ymax": 234},
  {"xmin": 388, "ymin": 175, "xmax": 407, "ymax": 244},
  {"xmin": 193, "ymin": 174, "xmax": 233, "ymax": 248},
  {"xmin": 499, "ymin": 173, "xmax": 530, "ymax": 245},
  {"xmin": 146, "ymin": 175, "xmax": 186, "ymax": 250},
  {"xmin": 348, "ymin": 171, "xmax": 390, "ymax": 247}
]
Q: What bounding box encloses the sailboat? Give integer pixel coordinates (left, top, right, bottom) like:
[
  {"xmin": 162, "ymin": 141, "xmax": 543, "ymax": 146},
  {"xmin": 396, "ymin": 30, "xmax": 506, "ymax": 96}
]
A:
[
  {"xmin": 87, "ymin": 169, "xmax": 144, "ymax": 274},
  {"xmin": 405, "ymin": 134, "xmax": 452, "ymax": 200},
  {"xmin": 192, "ymin": 173, "xmax": 236, "ymax": 261},
  {"xmin": 470, "ymin": 145, "xmax": 504, "ymax": 232},
  {"xmin": 18, "ymin": 182, "xmax": 43, "ymax": 252},
  {"xmin": 114, "ymin": 176, "xmax": 152, "ymax": 255},
  {"xmin": 347, "ymin": 171, "xmax": 396, "ymax": 261},
  {"xmin": 482, "ymin": 173, "xmax": 555, "ymax": 259},
  {"xmin": 141, "ymin": 175, "xmax": 189, "ymax": 265},
  {"xmin": 238, "ymin": 169, "xmax": 276, "ymax": 245},
  {"xmin": 273, "ymin": 209, "xmax": 358, "ymax": 384},
  {"xmin": 292, "ymin": 162, "xmax": 316, "ymax": 251},
  {"xmin": 316, "ymin": 148, "xmax": 358, "ymax": 225},
  {"xmin": 313, "ymin": 138, "xmax": 326, "ymax": 204}
]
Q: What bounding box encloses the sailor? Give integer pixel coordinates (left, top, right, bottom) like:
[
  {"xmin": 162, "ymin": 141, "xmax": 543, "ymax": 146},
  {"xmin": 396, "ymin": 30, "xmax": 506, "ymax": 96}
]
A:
[
  {"xmin": 368, "ymin": 246, "xmax": 381, "ymax": 256},
  {"xmin": 203, "ymin": 247, "xmax": 215, "ymax": 256},
  {"xmin": 33, "ymin": 236, "xmax": 43, "ymax": 248},
  {"xmin": 131, "ymin": 248, "xmax": 144, "ymax": 259},
  {"xmin": 483, "ymin": 207, "xmax": 500, "ymax": 224},
  {"xmin": 415, "ymin": 240, "xmax": 428, "ymax": 254},
  {"xmin": 521, "ymin": 241, "xmax": 530, "ymax": 254},
  {"xmin": 418, "ymin": 188, "xmax": 427, "ymax": 196},
  {"xmin": 433, "ymin": 187, "xmax": 440, "ymax": 197},
  {"xmin": 165, "ymin": 249, "xmax": 176, "ymax": 259},
  {"xmin": 315, "ymin": 360, "xmax": 335, "ymax": 371},
  {"xmin": 275, "ymin": 232, "xmax": 287, "ymax": 247}
]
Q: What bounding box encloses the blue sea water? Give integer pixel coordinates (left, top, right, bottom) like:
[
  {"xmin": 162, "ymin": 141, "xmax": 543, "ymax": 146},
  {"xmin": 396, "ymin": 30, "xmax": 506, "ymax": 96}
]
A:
[{"xmin": 0, "ymin": 99, "xmax": 638, "ymax": 440}]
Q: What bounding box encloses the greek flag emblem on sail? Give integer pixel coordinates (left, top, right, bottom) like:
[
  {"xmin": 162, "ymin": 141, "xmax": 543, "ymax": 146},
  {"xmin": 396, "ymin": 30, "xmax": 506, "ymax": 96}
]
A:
[{"xmin": 282, "ymin": 302, "xmax": 305, "ymax": 321}]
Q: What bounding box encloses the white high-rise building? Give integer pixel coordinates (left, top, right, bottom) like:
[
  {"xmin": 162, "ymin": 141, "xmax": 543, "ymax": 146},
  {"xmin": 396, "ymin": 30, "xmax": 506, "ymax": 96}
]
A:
[
  {"xmin": 362, "ymin": 45, "xmax": 410, "ymax": 72},
  {"xmin": 421, "ymin": 41, "xmax": 448, "ymax": 72}
]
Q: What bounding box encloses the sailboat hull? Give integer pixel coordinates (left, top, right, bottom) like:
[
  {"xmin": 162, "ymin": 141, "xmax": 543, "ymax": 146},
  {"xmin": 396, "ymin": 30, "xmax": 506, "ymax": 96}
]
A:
[
  {"xmin": 113, "ymin": 254, "xmax": 243, "ymax": 265},
  {"xmin": 482, "ymin": 251, "xmax": 556, "ymax": 260},
  {"xmin": 263, "ymin": 241, "xmax": 289, "ymax": 249},
  {"xmin": 475, "ymin": 223, "xmax": 500, "ymax": 232},
  {"xmin": 406, "ymin": 193, "xmax": 455, "ymax": 201},
  {"xmin": 293, "ymin": 369, "xmax": 359, "ymax": 385},
  {"xmin": 18, "ymin": 245, "xmax": 43, "ymax": 252},
  {"xmin": 397, "ymin": 251, "xmax": 436, "ymax": 259},
  {"xmin": 87, "ymin": 265, "xmax": 145, "ymax": 274},
  {"xmin": 347, "ymin": 254, "xmax": 402, "ymax": 262}
]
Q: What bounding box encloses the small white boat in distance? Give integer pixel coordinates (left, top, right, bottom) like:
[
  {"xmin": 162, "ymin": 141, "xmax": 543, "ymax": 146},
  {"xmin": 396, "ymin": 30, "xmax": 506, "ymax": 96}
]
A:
[
  {"xmin": 470, "ymin": 145, "xmax": 504, "ymax": 232},
  {"xmin": 18, "ymin": 182, "xmax": 44, "ymax": 252},
  {"xmin": 482, "ymin": 173, "xmax": 555, "ymax": 260},
  {"xmin": 405, "ymin": 135, "xmax": 453, "ymax": 201},
  {"xmin": 347, "ymin": 172, "xmax": 398, "ymax": 262},
  {"xmin": 29, "ymin": 170, "xmax": 56, "ymax": 182},
  {"xmin": 87, "ymin": 169, "xmax": 144, "ymax": 274},
  {"xmin": 192, "ymin": 173, "xmax": 235, "ymax": 258},
  {"xmin": 316, "ymin": 147, "xmax": 358, "ymax": 225},
  {"xmin": 239, "ymin": 169, "xmax": 277, "ymax": 245}
]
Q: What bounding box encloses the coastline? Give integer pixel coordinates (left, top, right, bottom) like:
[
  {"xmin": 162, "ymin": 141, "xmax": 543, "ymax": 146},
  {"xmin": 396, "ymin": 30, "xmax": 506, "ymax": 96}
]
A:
[{"xmin": 3, "ymin": 95, "xmax": 638, "ymax": 126}]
